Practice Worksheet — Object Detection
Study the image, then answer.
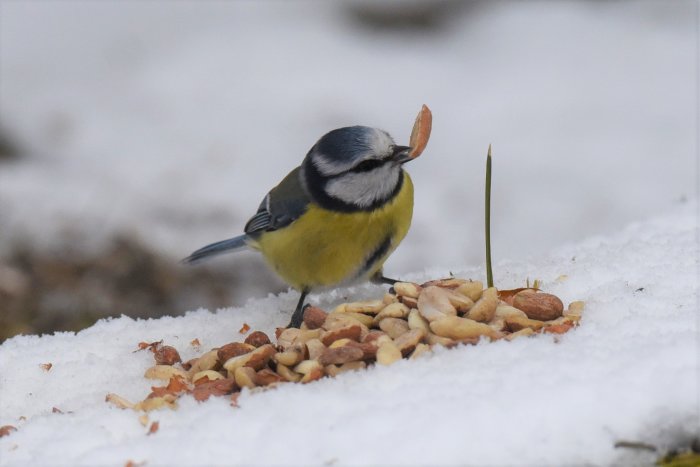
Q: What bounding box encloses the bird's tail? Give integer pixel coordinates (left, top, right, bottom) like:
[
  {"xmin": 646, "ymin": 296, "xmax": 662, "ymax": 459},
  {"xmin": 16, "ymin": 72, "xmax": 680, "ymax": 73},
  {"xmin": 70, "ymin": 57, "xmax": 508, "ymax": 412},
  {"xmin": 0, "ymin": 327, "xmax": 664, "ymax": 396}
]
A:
[{"xmin": 182, "ymin": 235, "xmax": 249, "ymax": 264}]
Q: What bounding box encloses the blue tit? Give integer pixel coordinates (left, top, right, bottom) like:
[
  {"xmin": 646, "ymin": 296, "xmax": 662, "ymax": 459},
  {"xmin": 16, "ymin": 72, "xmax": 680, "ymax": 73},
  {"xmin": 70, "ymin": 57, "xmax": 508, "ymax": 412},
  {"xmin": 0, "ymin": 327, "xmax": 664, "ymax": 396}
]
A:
[{"xmin": 184, "ymin": 125, "xmax": 416, "ymax": 327}]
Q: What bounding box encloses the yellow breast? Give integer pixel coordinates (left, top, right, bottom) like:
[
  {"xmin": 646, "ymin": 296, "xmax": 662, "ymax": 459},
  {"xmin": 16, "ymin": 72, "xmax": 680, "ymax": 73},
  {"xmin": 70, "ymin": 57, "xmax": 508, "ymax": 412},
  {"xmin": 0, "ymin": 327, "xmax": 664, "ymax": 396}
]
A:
[{"xmin": 253, "ymin": 172, "xmax": 414, "ymax": 290}]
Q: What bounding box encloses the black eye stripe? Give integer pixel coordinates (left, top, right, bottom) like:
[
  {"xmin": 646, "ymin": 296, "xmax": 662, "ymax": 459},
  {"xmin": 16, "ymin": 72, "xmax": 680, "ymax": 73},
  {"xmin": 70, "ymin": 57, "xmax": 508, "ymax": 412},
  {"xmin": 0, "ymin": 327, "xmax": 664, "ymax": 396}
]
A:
[{"xmin": 352, "ymin": 159, "xmax": 384, "ymax": 173}]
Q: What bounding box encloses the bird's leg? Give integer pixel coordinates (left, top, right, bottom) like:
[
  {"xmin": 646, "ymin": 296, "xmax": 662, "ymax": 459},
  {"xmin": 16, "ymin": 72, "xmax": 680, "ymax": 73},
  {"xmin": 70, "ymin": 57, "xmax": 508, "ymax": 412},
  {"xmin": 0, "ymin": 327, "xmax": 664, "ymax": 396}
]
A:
[
  {"xmin": 287, "ymin": 289, "xmax": 309, "ymax": 328},
  {"xmin": 371, "ymin": 269, "xmax": 399, "ymax": 285}
]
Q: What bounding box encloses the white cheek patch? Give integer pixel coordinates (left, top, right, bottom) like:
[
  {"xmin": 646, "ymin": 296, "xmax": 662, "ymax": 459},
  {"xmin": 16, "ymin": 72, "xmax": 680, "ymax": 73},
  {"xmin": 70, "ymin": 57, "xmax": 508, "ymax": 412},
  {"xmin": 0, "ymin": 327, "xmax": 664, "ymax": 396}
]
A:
[{"xmin": 325, "ymin": 164, "xmax": 400, "ymax": 207}]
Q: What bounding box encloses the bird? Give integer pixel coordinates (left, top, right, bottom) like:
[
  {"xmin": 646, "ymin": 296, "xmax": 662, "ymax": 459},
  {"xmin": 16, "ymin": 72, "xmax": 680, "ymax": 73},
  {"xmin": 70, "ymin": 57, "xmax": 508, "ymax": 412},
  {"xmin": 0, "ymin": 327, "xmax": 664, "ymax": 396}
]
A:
[{"xmin": 184, "ymin": 125, "xmax": 416, "ymax": 328}]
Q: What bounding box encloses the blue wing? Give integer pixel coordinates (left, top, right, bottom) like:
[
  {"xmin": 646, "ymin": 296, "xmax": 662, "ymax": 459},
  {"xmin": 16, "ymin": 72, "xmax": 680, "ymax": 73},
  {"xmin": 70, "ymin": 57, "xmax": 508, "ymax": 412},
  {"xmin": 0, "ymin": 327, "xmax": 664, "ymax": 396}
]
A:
[{"xmin": 244, "ymin": 166, "xmax": 310, "ymax": 235}]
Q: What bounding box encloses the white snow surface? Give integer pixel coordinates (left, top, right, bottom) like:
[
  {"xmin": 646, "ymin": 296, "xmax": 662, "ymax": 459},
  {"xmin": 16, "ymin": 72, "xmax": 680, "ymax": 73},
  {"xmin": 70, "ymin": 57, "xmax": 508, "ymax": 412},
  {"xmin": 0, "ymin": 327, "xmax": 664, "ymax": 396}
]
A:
[{"xmin": 1, "ymin": 204, "xmax": 697, "ymax": 466}]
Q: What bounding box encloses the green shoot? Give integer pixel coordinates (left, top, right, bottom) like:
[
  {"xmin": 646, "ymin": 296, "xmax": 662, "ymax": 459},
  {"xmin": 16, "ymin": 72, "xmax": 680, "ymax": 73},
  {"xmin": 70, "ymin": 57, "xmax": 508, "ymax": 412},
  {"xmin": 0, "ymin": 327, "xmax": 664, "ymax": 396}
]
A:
[{"xmin": 485, "ymin": 144, "xmax": 494, "ymax": 288}]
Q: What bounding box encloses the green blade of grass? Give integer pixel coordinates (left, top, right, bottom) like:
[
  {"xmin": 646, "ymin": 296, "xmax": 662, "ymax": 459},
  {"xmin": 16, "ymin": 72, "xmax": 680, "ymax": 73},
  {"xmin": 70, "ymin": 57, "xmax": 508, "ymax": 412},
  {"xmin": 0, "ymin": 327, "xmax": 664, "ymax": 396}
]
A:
[{"xmin": 485, "ymin": 144, "xmax": 494, "ymax": 288}]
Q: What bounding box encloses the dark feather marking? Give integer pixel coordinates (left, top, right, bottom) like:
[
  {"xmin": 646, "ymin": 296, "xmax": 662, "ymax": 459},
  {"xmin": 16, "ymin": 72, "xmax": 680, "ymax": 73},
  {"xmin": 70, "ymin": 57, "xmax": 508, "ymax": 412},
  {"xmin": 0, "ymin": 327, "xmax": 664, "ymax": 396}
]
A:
[
  {"xmin": 356, "ymin": 235, "xmax": 393, "ymax": 279},
  {"xmin": 245, "ymin": 211, "xmax": 272, "ymax": 233},
  {"xmin": 303, "ymin": 158, "xmax": 404, "ymax": 213}
]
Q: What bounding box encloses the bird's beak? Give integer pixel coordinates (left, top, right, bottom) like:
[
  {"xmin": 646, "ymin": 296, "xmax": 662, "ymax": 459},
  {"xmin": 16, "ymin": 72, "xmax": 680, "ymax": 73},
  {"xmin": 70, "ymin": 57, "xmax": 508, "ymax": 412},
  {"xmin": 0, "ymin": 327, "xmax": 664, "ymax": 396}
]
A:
[{"xmin": 391, "ymin": 145, "xmax": 413, "ymax": 164}]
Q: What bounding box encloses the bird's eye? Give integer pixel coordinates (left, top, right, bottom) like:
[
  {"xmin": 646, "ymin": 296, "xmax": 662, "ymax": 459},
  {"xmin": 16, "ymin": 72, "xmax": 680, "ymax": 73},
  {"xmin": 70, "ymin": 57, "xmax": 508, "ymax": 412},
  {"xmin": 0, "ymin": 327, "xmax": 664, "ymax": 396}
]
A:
[{"xmin": 352, "ymin": 159, "xmax": 384, "ymax": 173}]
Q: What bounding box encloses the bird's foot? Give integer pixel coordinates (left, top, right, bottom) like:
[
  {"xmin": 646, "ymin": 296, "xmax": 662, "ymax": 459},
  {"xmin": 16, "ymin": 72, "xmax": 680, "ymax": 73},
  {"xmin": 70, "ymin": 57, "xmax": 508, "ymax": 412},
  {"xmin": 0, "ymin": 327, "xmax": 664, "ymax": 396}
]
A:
[
  {"xmin": 371, "ymin": 273, "xmax": 399, "ymax": 285},
  {"xmin": 286, "ymin": 303, "xmax": 309, "ymax": 329}
]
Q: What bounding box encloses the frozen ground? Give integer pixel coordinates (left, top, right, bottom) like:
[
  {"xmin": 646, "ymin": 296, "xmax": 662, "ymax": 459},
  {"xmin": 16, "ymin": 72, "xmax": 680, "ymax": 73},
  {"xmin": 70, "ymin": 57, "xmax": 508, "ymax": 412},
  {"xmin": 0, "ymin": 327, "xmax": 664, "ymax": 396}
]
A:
[
  {"xmin": 0, "ymin": 202, "xmax": 697, "ymax": 466},
  {"xmin": 0, "ymin": 1, "xmax": 696, "ymax": 287}
]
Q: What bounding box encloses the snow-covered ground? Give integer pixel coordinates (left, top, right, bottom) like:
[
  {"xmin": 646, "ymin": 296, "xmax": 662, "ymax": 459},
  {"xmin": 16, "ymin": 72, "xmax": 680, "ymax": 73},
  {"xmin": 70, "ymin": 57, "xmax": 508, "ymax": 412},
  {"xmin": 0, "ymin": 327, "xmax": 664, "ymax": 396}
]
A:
[{"xmin": 0, "ymin": 202, "xmax": 697, "ymax": 465}]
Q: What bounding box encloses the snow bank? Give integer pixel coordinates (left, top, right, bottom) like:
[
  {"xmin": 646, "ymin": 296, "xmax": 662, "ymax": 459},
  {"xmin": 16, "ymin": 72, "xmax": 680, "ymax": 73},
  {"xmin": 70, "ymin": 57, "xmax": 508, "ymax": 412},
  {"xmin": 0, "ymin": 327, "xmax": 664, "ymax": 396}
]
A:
[{"xmin": 1, "ymin": 204, "xmax": 697, "ymax": 465}]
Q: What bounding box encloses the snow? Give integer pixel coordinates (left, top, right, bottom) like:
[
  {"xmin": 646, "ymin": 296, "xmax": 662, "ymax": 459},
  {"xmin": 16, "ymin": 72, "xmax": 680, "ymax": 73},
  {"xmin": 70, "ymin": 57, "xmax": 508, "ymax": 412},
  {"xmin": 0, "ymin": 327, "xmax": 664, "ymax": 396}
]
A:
[{"xmin": 1, "ymin": 203, "xmax": 697, "ymax": 465}]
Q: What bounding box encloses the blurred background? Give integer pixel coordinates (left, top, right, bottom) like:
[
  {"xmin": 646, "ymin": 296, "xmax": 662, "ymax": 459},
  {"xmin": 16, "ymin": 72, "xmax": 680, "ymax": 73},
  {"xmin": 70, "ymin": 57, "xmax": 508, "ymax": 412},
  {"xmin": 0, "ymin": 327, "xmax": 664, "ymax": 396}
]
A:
[{"xmin": 0, "ymin": 0, "xmax": 696, "ymax": 340}]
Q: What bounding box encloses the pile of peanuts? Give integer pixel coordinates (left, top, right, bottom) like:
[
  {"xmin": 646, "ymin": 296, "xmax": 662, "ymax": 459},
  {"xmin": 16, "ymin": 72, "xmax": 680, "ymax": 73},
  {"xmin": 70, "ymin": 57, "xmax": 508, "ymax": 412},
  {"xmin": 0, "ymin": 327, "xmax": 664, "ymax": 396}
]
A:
[{"xmin": 106, "ymin": 278, "xmax": 583, "ymax": 411}]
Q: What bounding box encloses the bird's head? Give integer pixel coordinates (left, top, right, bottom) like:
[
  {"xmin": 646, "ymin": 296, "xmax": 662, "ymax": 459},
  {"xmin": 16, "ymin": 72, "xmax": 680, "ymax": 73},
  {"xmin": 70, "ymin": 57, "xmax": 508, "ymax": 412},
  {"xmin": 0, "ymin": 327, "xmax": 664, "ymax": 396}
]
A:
[{"xmin": 301, "ymin": 126, "xmax": 412, "ymax": 211}]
